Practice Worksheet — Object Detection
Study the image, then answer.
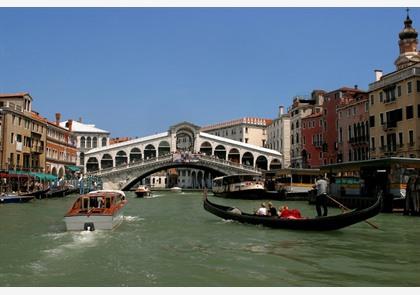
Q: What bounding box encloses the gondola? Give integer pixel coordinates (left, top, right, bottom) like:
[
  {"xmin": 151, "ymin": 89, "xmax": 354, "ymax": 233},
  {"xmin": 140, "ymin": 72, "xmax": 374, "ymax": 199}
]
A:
[{"xmin": 203, "ymin": 193, "xmax": 382, "ymax": 231}]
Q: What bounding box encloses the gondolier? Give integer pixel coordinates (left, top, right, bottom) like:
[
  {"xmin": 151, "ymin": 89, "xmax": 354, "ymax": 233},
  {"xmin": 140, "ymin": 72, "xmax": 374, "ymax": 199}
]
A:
[{"xmin": 314, "ymin": 175, "xmax": 329, "ymax": 217}]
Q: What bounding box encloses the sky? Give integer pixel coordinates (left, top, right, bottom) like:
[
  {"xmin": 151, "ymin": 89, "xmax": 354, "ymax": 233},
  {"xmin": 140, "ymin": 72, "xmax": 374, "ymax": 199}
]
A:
[{"xmin": 0, "ymin": 6, "xmax": 418, "ymax": 138}]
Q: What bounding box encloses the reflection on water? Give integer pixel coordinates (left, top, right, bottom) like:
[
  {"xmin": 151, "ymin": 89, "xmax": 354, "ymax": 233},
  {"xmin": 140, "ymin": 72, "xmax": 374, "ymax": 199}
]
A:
[{"xmin": 0, "ymin": 191, "xmax": 420, "ymax": 287}]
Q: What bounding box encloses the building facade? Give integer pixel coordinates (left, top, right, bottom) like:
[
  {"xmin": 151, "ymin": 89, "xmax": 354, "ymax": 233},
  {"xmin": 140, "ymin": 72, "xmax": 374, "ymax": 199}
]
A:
[
  {"xmin": 45, "ymin": 113, "xmax": 78, "ymax": 178},
  {"xmin": 266, "ymin": 106, "xmax": 291, "ymax": 168},
  {"xmin": 60, "ymin": 119, "xmax": 110, "ymax": 171},
  {"xmin": 201, "ymin": 117, "xmax": 272, "ymax": 147},
  {"xmin": 0, "ymin": 93, "xmax": 47, "ymax": 172},
  {"xmin": 301, "ymin": 112, "xmax": 323, "ymax": 168},
  {"xmin": 336, "ymin": 93, "xmax": 369, "ymax": 163},
  {"xmin": 289, "ymin": 90, "xmax": 325, "ymax": 168},
  {"xmin": 369, "ymin": 13, "xmax": 420, "ymax": 159}
]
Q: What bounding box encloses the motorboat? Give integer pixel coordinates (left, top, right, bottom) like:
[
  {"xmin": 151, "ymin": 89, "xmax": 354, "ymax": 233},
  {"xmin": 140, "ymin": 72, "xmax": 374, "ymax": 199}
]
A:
[
  {"xmin": 212, "ymin": 174, "xmax": 266, "ymax": 199},
  {"xmin": 64, "ymin": 190, "xmax": 127, "ymax": 231},
  {"xmin": 0, "ymin": 194, "xmax": 35, "ymax": 204},
  {"xmin": 135, "ymin": 185, "xmax": 151, "ymax": 198},
  {"xmin": 170, "ymin": 186, "xmax": 182, "ymax": 193}
]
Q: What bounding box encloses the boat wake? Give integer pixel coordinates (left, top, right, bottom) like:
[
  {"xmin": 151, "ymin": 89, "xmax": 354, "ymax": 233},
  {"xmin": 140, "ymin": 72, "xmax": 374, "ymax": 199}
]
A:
[{"xmin": 124, "ymin": 215, "xmax": 144, "ymax": 222}]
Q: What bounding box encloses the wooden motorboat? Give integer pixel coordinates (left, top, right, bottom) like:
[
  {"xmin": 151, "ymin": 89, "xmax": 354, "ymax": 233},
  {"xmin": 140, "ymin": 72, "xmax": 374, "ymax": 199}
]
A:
[
  {"xmin": 0, "ymin": 194, "xmax": 35, "ymax": 204},
  {"xmin": 203, "ymin": 193, "xmax": 382, "ymax": 231},
  {"xmin": 64, "ymin": 190, "xmax": 127, "ymax": 231},
  {"xmin": 135, "ymin": 185, "xmax": 151, "ymax": 198}
]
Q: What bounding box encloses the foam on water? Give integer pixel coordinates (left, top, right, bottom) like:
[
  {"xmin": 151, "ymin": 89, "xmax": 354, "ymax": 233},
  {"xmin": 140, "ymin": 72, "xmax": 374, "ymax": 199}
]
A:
[{"xmin": 124, "ymin": 216, "xmax": 144, "ymax": 222}]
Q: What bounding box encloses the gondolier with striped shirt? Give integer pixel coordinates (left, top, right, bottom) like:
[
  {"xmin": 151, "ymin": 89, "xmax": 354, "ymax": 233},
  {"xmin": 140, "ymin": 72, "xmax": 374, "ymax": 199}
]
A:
[{"xmin": 314, "ymin": 176, "xmax": 329, "ymax": 217}]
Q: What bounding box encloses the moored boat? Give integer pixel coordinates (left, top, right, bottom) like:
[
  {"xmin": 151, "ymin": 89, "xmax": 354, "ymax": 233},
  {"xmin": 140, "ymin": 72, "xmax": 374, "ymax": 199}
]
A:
[
  {"xmin": 135, "ymin": 185, "xmax": 151, "ymax": 198},
  {"xmin": 170, "ymin": 186, "xmax": 182, "ymax": 193},
  {"xmin": 0, "ymin": 194, "xmax": 35, "ymax": 203},
  {"xmin": 212, "ymin": 174, "xmax": 266, "ymax": 199},
  {"xmin": 64, "ymin": 190, "xmax": 127, "ymax": 231},
  {"xmin": 203, "ymin": 193, "xmax": 382, "ymax": 231}
]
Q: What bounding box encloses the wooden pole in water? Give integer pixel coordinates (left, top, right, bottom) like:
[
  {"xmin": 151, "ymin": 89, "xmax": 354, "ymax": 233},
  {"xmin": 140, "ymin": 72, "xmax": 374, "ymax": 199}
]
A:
[{"xmin": 326, "ymin": 195, "xmax": 379, "ymax": 230}]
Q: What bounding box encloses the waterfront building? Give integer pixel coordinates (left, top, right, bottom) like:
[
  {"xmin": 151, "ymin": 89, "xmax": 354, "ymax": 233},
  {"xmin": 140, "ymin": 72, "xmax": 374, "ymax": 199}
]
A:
[
  {"xmin": 0, "ymin": 93, "xmax": 47, "ymax": 172},
  {"xmin": 45, "ymin": 113, "xmax": 78, "ymax": 178},
  {"xmin": 369, "ymin": 13, "xmax": 420, "ymax": 159},
  {"xmin": 301, "ymin": 112, "xmax": 323, "ymax": 168},
  {"xmin": 321, "ymin": 87, "xmax": 364, "ymax": 165},
  {"xmin": 201, "ymin": 117, "xmax": 272, "ymax": 148},
  {"xmin": 60, "ymin": 118, "xmax": 110, "ymax": 171},
  {"xmin": 336, "ymin": 91, "xmax": 369, "ymax": 163},
  {"xmin": 176, "ymin": 168, "xmax": 212, "ymax": 189},
  {"xmin": 289, "ymin": 90, "xmax": 325, "ymax": 168},
  {"xmin": 150, "ymin": 171, "xmax": 167, "ymax": 188},
  {"xmin": 266, "ymin": 106, "xmax": 291, "ymax": 168}
]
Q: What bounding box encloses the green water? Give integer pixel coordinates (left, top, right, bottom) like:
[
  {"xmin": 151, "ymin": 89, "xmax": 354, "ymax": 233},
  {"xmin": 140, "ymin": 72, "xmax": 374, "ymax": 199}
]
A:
[{"xmin": 0, "ymin": 191, "xmax": 419, "ymax": 287}]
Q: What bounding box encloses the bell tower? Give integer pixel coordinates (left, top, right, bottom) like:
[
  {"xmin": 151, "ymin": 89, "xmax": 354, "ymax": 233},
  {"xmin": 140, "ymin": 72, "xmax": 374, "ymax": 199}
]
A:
[{"xmin": 395, "ymin": 9, "xmax": 420, "ymax": 70}]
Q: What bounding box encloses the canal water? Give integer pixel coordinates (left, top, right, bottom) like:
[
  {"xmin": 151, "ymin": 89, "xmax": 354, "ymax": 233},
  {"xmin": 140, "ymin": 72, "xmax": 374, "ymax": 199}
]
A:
[{"xmin": 0, "ymin": 191, "xmax": 419, "ymax": 287}]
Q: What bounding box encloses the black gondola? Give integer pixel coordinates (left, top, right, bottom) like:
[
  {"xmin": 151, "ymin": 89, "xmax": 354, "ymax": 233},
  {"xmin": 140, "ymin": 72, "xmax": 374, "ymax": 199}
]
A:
[{"xmin": 203, "ymin": 193, "xmax": 382, "ymax": 231}]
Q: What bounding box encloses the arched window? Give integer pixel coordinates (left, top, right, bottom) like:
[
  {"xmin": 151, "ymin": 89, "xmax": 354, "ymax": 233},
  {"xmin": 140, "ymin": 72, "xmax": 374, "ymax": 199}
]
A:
[
  {"xmin": 102, "ymin": 137, "xmax": 107, "ymax": 147},
  {"xmin": 92, "ymin": 137, "xmax": 98, "ymax": 148},
  {"xmin": 80, "ymin": 137, "xmax": 86, "ymax": 148},
  {"xmin": 87, "ymin": 137, "xmax": 92, "ymax": 149}
]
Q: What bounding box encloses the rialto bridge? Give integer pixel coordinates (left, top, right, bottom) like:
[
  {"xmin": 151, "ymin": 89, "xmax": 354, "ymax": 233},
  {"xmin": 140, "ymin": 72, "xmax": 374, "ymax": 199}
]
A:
[{"xmin": 84, "ymin": 122, "xmax": 282, "ymax": 190}]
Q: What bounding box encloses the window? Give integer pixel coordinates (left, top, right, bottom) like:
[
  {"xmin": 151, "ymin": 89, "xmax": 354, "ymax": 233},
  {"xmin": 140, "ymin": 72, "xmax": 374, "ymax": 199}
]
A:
[
  {"xmin": 380, "ymin": 113, "xmax": 384, "ymax": 125},
  {"xmin": 408, "ymin": 81, "xmax": 412, "ymax": 94},
  {"xmin": 370, "ymin": 95, "xmax": 374, "ymax": 105},
  {"xmin": 369, "ymin": 116, "xmax": 375, "ymax": 127},
  {"xmin": 409, "ymin": 130, "xmax": 414, "ymax": 145},
  {"xmin": 398, "ymin": 85, "xmax": 402, "ymax": 97},
  {"xmin": 417, "ymin": 80, "xmax": 420, "ymax": 92},
  {"xmin": 399, "ymin": 132, "xmax": 403, "ymax": 146},
  {"xmin": 406, "ymin": 105, "xmax": 414, "ymax": 119},
  {"xmin": 380, "ymin": 136, "xmax": 385, "ymax": 148},
  {"xmin": 102, "ymin": 138, "xmax": 107, "ymax": 147},
  {"xmin": 245, "ymin": 138, "xmax": 248, "ymax": 143},
  {"xmin": 371, "ymin": 137, "xmax": 375, "ymax": 150},
  {"xmin": 245, "ymin": 127, "xmax": 248, "ymax": 134},
  {"xmin": 11, "ymin": 132, "xmax": 14, "ymax": 144},
  {"xmin": 379, "ymin": 92, "xmax": 383, "ymax": 102}
]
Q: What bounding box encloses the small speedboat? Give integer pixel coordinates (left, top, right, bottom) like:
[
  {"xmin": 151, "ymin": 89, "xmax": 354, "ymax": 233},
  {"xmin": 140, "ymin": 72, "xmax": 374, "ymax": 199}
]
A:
[
  {"xmin": 64, "ymin": 190, "xmax": 127, "ymax": 231},
  {"xmin": 135, "ymin": 185, "xmax": 151, "ymax": 198},
  {"xmin": 170, "ymin": 186, "xmax": 182, "ymax": 193},
  {"xmin": 0, "ymin": 194, "xmax": 35, "ymax": 203}
]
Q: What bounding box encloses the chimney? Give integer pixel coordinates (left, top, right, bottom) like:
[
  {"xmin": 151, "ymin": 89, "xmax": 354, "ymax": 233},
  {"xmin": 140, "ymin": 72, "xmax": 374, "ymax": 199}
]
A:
[
  {"xmin": 374, "ymin": 70, "xmax": 383, "ymax": 81},
  {"xmin": 55, "ymin": 113, "xmax": 61, "ymax": 125},
  {"xmin": 67, "ymin": 119, "xmax": 73, "ymax": 131},
  {"xmin": 278, "ymin": 105, "xmax": 284, "ymax": 117}
]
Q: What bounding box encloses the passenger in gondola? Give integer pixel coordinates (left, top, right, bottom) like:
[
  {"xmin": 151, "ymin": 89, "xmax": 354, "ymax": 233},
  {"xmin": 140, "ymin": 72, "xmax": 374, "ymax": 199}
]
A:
[
  {"xmin": 255, "ymin": 203, "xmax": 268, "ymax": 216},
  {"xmin": 267, "ymin": 202, "xmax": 277, "ymax": 216},
  {"xmin": 278, "ymin": 205, "xmax": 302, "ymax": 219}
]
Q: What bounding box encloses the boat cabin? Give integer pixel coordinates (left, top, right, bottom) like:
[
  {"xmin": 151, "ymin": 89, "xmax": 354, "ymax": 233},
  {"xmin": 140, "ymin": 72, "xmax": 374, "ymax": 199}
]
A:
[{"xmin": 67, "ymin": 191, "xmax": 125, "ymax": 215}]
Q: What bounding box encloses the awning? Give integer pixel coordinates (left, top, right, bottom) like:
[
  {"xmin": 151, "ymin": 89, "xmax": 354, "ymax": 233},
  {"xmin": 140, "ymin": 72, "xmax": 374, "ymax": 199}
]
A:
[
  {"xmin": 65, "ymin": 165, "xmax": 81, "ymax": 172},
  {"xmin": 30, "ymin": 172, "xmax": 58, "ymax": 181}
]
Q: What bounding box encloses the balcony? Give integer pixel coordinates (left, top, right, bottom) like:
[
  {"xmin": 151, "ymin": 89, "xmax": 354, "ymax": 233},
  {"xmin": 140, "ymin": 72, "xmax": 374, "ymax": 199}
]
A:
[{"xmin": 31, "ymin": 145, "xmax": 44, "ymax": 153}]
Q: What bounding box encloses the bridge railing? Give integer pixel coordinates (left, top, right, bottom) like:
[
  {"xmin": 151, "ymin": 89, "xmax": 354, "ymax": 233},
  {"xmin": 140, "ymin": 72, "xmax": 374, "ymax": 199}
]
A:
[{"xmin": 86, "ymin": 152, "xmax": 262, "ymax": 176}]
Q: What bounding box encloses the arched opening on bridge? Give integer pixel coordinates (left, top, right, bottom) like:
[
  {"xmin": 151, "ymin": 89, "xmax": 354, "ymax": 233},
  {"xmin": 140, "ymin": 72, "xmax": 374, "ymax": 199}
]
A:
[
  {"xmin": 51, "ymin": 167, "xmax": 57, "ymax": 176},
  {"xmin": 214, "ymin": 145, "xmax": 226, "ymax": 160},
  {"xmin": 80, "ymin": 137, "xmax": 86, "ymax": 148},
  {"xmin": 176, "ymin": 128, "xmax": 194, "ymax": 152},
  {"xmin": 102, "ymin": 137, "xmax": 107, "ymax": 147},
  {"xmin": 130, "ymin": 148, "xmax": 142, "ymax": 163},
  {"xmin": 199, "ymin": 141, "xmax": 212, "ymax": 155},
  {"xmin": 80, "ymin": 152, "xmax": 85, "ymax": 166},
  {"xmin": 158, "ymin": 141, "xmax": 171, "ymax": 157},
  {"xmin": 86, "ymin": 157, "xmax": 99, "ymax": 172},
  {"xmin": 256, "ymin": 155, "xmax": 268, "ymax": 170},
  {"xmin": 242, "ymin": 152, "xmax": 254, "ymax": 167},
  {"xmin": 228, "ymin": 148, "xmax": 240, "ymax": 164},
  {"xmin": 270, "ymin": 158, "xmax": 282, "ymax": 170},
  {"xmin": 101, "ymin": 154, "xmax": 113, "ymax": 169},
  {"xmin": 58, "ymin": 167, "xmax": 64, "ymax": 178},
  {"xmin": 144, "ymin": 144, "xmax": 156, "ymax": 159},
  {"xmin": 115, "ymin": 151, "xmax": 128, "ymax": 166},
  {"xmin": 92, "ymin": 137, "xmax": 98, "ymax": 148},
  {"xmin": 87, "ymin": 137, "xmax": 92, "ymax": 149}
]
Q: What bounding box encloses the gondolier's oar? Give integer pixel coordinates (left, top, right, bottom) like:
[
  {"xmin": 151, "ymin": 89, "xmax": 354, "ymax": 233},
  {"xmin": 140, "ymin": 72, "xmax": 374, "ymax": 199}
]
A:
[{"xmin": 326, "ymin": 195, "xmax": 379, "ymax": 230}]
